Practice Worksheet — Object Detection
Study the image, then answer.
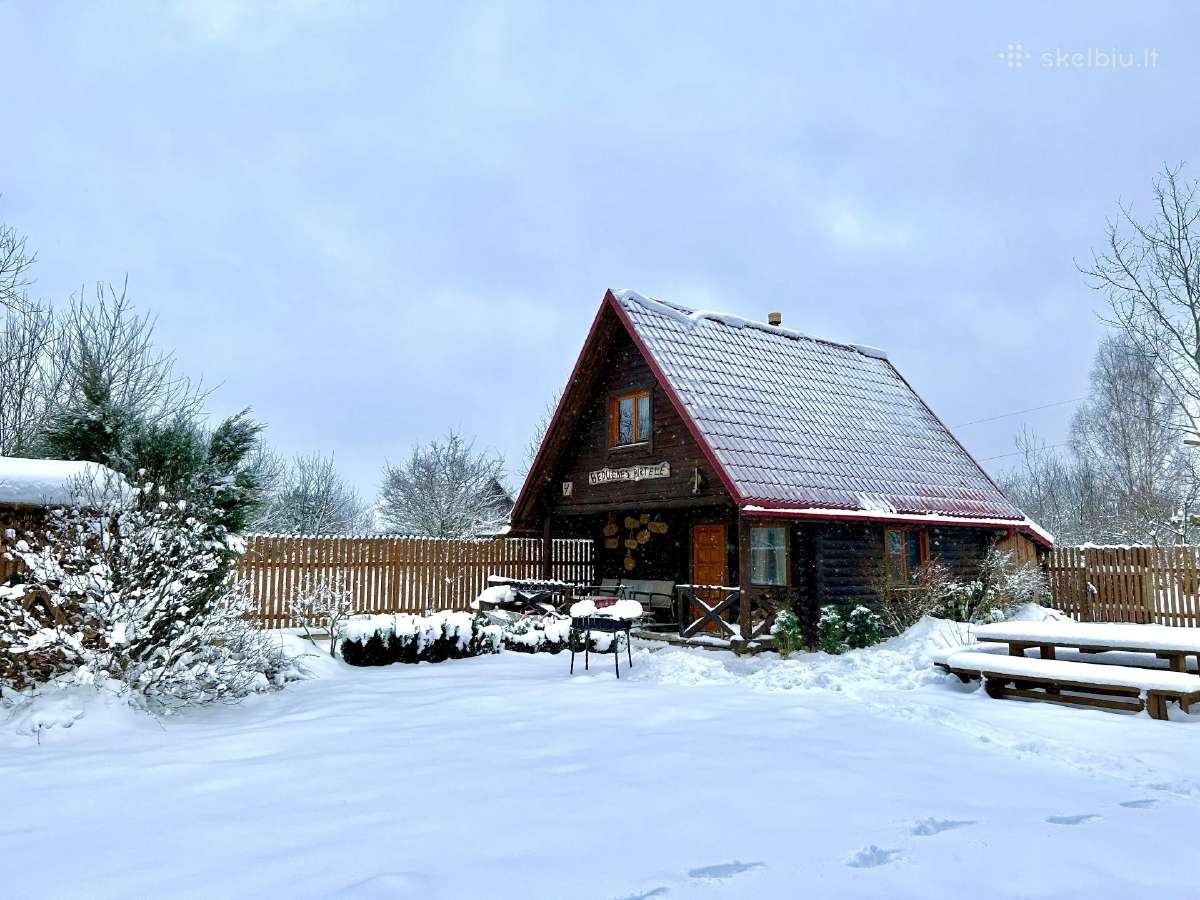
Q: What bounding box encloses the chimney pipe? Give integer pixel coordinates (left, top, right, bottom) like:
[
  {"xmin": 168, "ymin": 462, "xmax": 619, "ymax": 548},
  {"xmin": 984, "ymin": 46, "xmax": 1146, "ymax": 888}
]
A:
[{"xmin": 767, "ymin": 311, "xmax": 782, "ymax": 326}]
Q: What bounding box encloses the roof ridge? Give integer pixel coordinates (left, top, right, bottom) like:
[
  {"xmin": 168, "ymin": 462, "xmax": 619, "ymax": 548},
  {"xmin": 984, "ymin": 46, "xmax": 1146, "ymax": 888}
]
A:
[{"xmin": 612, "ymin": 288, "xmax": 889, "ymax": 360}]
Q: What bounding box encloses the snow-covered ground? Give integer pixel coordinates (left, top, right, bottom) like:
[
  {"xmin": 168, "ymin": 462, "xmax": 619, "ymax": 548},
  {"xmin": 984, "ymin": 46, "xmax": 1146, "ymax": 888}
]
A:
[{"xmin": 3, "ymin": 623, "xmax": 1199, "ymax": 899}]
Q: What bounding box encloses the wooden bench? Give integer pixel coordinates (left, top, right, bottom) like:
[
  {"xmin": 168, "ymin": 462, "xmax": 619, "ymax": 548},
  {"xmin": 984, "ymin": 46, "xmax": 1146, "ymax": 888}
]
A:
[
  {"xmin": 937, "ymin": 650, "xmax": 1200, "ymax": 720},
  {"xmin": 582, "ymin": 578, "xmax": 676, "ymax": 611}
]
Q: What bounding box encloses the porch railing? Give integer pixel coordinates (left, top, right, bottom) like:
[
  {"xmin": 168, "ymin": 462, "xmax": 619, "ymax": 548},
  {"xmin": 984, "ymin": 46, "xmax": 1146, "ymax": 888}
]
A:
[{"xmin": 675, "ymin": 584, "xmax": 784, "ymax": 642}]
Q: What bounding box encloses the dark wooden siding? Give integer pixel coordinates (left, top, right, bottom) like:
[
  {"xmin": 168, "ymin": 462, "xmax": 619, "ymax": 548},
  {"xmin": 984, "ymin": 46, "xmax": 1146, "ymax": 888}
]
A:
[
  {"xmin": 811, "ymin": 522, "xmax": 997, "ymax": 608},
  {"xmin": 571, "ymin": 507, "xmax": 738, "ymax": 585},
  {"xmin": 544, "ymin": 326, "xmax": 730, "ymax": 515}
]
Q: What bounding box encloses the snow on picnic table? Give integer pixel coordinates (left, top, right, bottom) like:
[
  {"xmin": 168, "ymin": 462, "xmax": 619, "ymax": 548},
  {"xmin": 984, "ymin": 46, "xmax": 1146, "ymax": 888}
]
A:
[
  {"xmin": 3, "ymin": 624, "xmax": 1200, "ymax": 899},
  {"xmin": 974, "ymin": 619, "xmax": 1200, "ymax": 652}
]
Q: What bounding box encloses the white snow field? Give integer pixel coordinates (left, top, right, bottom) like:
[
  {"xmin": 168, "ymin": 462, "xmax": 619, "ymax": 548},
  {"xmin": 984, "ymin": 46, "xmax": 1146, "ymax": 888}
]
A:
[{"xmin": 3, "ymin": 623, "xmax": 1199, "ymax": 900}]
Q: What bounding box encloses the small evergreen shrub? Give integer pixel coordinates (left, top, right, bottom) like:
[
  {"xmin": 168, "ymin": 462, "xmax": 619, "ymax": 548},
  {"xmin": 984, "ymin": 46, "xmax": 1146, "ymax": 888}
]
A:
[
  {"xmin": 501, "ymin": 614, "xmax": 573, "ymax": 654},
  {"xmin": 338, "ymin": 612, "xmax": 502, "ymax": 666},
  {"xmin": 771, "ymin": 608, "xmax": 804, "ymax": 659},
  {"xmin": 817, "ymin": 605, "xmax": 847, "ymax": 655},
  {"xmin": 845, "ymin": 605, "xmax": 883, "ymax": 649}
]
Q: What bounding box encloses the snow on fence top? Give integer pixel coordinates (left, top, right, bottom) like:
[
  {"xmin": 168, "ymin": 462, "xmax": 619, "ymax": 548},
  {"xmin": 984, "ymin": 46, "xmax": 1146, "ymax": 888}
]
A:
[
  {"xmin": 241, "ymin": 533, "xmax": 591, "ymax": 544},
  {"xmin": 0, "ymin": 456, "xmax": 117, "ymax": 508}
]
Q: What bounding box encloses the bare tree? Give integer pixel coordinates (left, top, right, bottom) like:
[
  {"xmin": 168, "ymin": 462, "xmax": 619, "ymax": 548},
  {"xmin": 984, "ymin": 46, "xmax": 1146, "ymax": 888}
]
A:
[
  {"xmin": 1083, "ymin": 164, "xmax": 1200, "ymax": 437},
  {"xmin": 1069, "ymin": 333, "xmax": 1186, "ymax": 542},
  {"xmin": 998, "ymin": 427, "xmax": 1109, "ymax": 545},
  {"xmin": 53, "ymin": 280, "xmax": 207, "ymax": 432},
  {"xmin": 0, "ymin": 301, "xmax": 63, "ymax": 455},
  {"xmin": 520, "ymin": 389, "xmax": 561, "ymax": 486},
  {"xmin": 0, "ymin": 219, "xmax": 36, "ymax": 314},
  {"xmin": 252, "ymin": 451, "xmax": 373, "ymax": 535},
  {"xmin": 0, "ymin": 218, "xmax": 63, "ymax": 453},
  {"xmin": 378, "ymin": 430, "xmax": 508, "ymax": 537}
]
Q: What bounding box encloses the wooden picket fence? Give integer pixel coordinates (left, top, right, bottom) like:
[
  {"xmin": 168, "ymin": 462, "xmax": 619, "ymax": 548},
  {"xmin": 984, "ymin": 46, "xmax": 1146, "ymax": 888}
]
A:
[
  {"xmin": 1048, "ymin": 546, "xmax": 1200, "ymax": 627},
  {"xmin": 239, "ymin": 534, "xmax": 594, "ymax": 628}
]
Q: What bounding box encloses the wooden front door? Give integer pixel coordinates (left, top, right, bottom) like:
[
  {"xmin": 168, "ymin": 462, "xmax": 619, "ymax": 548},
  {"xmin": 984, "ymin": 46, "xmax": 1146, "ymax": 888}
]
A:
[{"xmin": 691, "ymin": 524, "xmax": 728, "ymax": 633}]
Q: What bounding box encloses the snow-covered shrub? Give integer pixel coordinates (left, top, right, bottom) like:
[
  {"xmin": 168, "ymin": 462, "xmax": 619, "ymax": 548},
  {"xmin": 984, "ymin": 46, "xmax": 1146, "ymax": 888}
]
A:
[
  {"xmin": 1, "ymin": 479, "xmax": 291, "ymax": 710},
  {"xmin": 338, "ymin": 611, "xmax": 502, "ymax": 666},
  {"xmin": 501, "ymin": 613, "xmax": 573, "ymax": 654},
  {"xmin": 980, "ymin": 547, "xmax": 1051, "ymax": 608},
  {"xmin": 771, "ymin": 608, "xmax": 804, "ymax": 658},
  {"xmin": 845, "ymin": 605, "xmax": 883, "ymax": 649},
  {"xmin": 939, "ymin": 549, "xmax": 1050, "ymax": 625},
  {"xmin": 817, "ymin": 606, "xmax": 847, "ymax": 655},
  {"xmin": 290, "ymin": 573, "xmax": 357, "ymax": 657},
  {"xmin": 875, "ymin": 548, "xmax": 1051, "ymax": 631},
  {"xmin": 875, "ymin": 559, "xmax": 957, "ymax": 635}
]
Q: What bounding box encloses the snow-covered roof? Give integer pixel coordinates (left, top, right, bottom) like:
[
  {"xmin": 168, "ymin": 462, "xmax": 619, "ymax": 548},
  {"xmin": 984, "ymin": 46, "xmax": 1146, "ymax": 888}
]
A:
[
  {"xmin": 612, "ymin": 290, "xmax": 1036, "ymax": 528},
  {"xmin": 513, "ymin": 289, "xmax": 1049, "ymax": 545},
  {"xmin": 0, "ymin": 456, "xmax": 117, "ymax": 508}
]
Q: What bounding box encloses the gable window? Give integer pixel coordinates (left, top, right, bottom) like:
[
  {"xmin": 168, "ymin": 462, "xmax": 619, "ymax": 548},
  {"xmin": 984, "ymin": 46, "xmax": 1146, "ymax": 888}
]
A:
[
  {"xmin": 884, "ymin": 527, "xmax": 928, "ymax": 584},
  {"xmin": 750, "ymin": 524, "xmax": 789, "ymax": 586},
  {"xmin": 609, "ymin": 390, "xmax": 652, "ymax": 447}
]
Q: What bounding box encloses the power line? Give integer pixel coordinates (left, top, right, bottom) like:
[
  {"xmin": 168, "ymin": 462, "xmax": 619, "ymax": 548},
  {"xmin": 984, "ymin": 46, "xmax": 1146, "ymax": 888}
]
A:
[
  {"xmin": 952, "ymin": 397, "xmax": 1086, "ymax": 429},
  {"xmin": 979, "ymin": 444, "xmax": 1075, "ymax": 465}
]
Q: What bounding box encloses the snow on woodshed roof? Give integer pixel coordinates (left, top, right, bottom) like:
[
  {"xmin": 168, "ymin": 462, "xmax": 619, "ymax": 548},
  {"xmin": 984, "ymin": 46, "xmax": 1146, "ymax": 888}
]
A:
[
  {"xmin": 0, "ymin": 456, "xmax": 117, "ymax": 508},
  {"xmin": 611, "ymin": 290, "xmax": 1046, "ymax": 540}
]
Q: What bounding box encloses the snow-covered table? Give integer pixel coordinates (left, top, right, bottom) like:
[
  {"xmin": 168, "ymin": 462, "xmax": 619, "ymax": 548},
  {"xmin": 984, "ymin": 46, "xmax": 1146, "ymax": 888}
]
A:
[
  {"xmin": 973, "ymin": 621, "xmax": 1200, "ymax": 673},
  {"xmin": 938, "ymin": 650, "xmax": 1200, "ymax": 719}
]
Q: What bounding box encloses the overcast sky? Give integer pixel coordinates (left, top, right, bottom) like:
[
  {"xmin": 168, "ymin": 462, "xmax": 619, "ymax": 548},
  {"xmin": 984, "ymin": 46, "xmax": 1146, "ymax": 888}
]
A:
[{"xmin": 2, "ymin": 2, "xmax": 1196, "ymax": 499}]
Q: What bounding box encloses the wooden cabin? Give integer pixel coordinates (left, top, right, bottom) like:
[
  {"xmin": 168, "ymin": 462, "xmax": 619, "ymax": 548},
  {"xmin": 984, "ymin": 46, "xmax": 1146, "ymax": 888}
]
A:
[{"xmin": 510, "ymin": 290, "xmax": 1051, "ymax": 643}]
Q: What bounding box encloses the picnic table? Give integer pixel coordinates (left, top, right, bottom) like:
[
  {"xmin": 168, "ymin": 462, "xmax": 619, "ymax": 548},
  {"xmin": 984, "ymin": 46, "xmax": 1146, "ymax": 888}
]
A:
[
  {"xmin": 973, "ymin": 620, "xmax": 1200, "ymax": 674},
  {"xmin": 937, "ymin": 650, "xmax": 1200, "ymax": 719}
]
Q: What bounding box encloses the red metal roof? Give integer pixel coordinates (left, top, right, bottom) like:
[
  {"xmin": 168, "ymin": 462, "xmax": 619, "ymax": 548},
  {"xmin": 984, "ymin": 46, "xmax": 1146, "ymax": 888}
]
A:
[{"xmin": 610, "ymin": 290, "xmax": 1049, "ymax": 543}]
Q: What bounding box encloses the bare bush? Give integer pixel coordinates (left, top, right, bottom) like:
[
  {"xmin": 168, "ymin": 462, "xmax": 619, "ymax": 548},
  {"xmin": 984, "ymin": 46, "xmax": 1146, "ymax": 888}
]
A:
[
  {"xmin": 873, "ymin": 559, "xmax": 957, "ymax": 635},
  {"xmin": 289, "ymin": 574, "xmax": 358, "ymax": 657}
]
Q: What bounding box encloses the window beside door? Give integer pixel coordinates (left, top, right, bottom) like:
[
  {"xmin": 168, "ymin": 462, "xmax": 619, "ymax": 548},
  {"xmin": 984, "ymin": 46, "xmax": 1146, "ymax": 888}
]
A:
[{"xmin": 750, "ymin": 524, "xmax": 789, "ymax": 586}]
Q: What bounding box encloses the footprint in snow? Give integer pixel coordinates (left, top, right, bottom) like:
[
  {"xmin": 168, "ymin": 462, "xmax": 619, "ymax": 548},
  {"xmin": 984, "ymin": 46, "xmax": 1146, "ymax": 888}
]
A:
[
  {"xmin": 910, "ymin": 817, "xmax": 976, "ymax": 836},
  {"xmin": 687, "ymin": 861, "xmax": 765, "ymax": 880},
  {"xmin": 846, "ymin": 846, "xmax": 903, "ymax": 868},
  {"xmin": 1148, "ymin": 780, "xmax": 1200, "ymax": 797},
  {"xmin": 1119, "ymin": 799, "xmax": 1158, "ymax": 809},
  {"xmin": 1045, "ymin": 814, "xmax": 1101, "ymax": 826}
]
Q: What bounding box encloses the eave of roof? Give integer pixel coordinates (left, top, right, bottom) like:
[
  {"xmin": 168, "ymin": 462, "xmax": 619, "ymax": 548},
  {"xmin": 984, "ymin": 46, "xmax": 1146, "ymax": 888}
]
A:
[{"xmin": 740, "ymin": 504, "xmax": 1055, "ymax": 548}]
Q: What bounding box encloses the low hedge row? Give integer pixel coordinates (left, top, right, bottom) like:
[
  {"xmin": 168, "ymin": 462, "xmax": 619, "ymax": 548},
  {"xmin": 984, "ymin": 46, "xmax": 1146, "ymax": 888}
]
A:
[
  {"xmin": 339, "ymin": 612, "xmax": 502, "ymax": 666},
  {"xmin": 338, "ymin": 612, "xmax": 619, "ymax": 665}
]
